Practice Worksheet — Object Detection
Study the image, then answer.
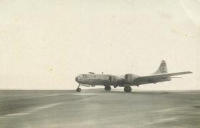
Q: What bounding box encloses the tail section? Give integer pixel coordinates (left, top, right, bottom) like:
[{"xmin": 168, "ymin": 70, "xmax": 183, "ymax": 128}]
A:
[{"xmin": 154, "ymin": 60, "xmax": 168, "ymax": 74}]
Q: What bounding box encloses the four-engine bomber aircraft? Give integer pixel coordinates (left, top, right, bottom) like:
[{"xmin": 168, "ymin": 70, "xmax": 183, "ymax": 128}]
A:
[{"xmin": 75, "ymin": 60, "xmax": 192, "ymax": 92}]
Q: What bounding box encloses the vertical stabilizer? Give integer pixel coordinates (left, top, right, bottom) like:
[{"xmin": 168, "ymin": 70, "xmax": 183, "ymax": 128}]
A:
[{"xmin": 154, "ymin": 60, "xmax": 168, "ymax": 74}]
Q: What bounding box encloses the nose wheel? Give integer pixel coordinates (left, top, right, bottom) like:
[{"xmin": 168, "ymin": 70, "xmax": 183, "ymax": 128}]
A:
[
  {"xmin": 76, "ymin": 87, "xmax": 81, "ymax": 92},
  {"xmin": 76, "ymin": 84, "xmax": 81, "ymax": 92}
]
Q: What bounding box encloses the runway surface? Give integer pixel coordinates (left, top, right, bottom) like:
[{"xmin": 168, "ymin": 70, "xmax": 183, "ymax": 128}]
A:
[{"xmin": 0, "ymin": 89, "xmax": 200, "ymax": 128}]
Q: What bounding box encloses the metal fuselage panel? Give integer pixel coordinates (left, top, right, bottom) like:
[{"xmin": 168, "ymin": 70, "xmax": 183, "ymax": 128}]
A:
[{"xmin": 76, "ymin": 74, "xmax": 111, "ymax": 85}]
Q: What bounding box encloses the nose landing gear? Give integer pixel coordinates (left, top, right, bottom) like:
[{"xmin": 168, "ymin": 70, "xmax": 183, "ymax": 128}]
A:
[
  {"xmin": 76, "ymin": 87, "xmax": 81, "ymax": 92},
  {"xmin": 76, "ymin": 84, "xmax": 81, "ymax": 92}
]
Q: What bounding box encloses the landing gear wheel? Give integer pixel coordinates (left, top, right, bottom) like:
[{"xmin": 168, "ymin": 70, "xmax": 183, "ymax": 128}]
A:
[
  {"xmin": 76, "ymin": 87, "xmax": 81, "ymax": 92},
  {"xmin": 104, "ymin": 85, "xmax": 111, "ymax": 91},
  {"xmin": 124, "ymin": 86, "xmax": 132, "ymax": 93}
]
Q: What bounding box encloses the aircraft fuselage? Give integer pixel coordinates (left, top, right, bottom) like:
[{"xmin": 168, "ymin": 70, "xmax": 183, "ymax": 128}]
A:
[
  {"xmin": 75, "ymin": 73, "xmax": 170, "ymax": 87},
  {"xmin": 75, "ymin": 74, "xmax": 125, "ymax": 86}
]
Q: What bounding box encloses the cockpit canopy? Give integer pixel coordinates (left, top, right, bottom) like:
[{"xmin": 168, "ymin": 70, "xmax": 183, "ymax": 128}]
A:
[{"xmin": 88, "ymin": 72, "xmax": 95, "ymax": 74}]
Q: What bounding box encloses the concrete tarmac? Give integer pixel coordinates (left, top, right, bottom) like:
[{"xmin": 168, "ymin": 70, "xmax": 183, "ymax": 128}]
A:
[{"xmin": 0, "ymin": 89, "xmax": 200, "ymax": 128}]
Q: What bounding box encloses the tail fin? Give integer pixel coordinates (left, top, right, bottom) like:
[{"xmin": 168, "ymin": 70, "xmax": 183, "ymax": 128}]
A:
[{"xmin": 154, "ymin": 60, "xmax": 168, "ymax": 74}]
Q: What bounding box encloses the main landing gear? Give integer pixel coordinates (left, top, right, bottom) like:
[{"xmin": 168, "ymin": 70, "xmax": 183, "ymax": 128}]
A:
[
  {"xmin": 76, "ymin": 84, "xmax": 132, "ymax": 93},
  {"xmin": 76, "ymin": 84, "xmax": 81, "ymax": 92},
  {"xmin": 124, "ymin": 86, "xmax": 132, "ymax": 93},
  {"xmin": 104, "ymin": 85, "xmax": 111, "ymax": 91}
]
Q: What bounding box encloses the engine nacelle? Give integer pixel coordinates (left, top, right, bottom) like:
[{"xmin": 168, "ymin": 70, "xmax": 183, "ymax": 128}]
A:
[
  {"xmin": 109, "ymin": 76, "xmax": 118, "ymax": 84},
  {"xmin": 125, "ymin": 74, "xmax": 138, "ymax": 84}
]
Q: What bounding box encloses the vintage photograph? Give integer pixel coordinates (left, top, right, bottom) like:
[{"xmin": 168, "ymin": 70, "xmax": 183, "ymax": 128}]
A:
[{"xmin": 0, "ymin": 0, "xmax": 199, "ymax": 128}]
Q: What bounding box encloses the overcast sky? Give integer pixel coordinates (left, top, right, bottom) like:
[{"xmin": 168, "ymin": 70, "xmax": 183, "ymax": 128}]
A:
[{"xmin": 0, "ymin": 0, "xmax": 199, "ymax": 90}]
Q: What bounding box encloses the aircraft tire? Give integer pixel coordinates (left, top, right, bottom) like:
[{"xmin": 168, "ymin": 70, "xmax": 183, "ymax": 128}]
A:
[
  {"xmin": 76, "ymin": 87, "xmax": 81, "ymax": 92},
  {"xmin": 104, "ymin": 85, "xmax": 111, "ymax": 91},
  {"xmin": 124, "ymin": 86, "xmax": 132, "ymax": 93}
]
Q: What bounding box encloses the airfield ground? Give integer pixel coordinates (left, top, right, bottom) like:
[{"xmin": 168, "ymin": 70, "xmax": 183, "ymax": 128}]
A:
[{"xmin": 0, "ymin": 89, "xmax": 200, "ymax": 128}]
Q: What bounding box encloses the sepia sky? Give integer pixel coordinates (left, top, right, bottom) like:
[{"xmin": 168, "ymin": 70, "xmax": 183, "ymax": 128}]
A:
[{"xmin": 0, "ymin": 0, "xmax": 199, "ymax": 90}]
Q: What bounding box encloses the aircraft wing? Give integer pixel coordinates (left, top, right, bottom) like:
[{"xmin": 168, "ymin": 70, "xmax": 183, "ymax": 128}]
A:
[{"xmin": 134, "ymin": 71, "xmax": 192, "ymax": 84}]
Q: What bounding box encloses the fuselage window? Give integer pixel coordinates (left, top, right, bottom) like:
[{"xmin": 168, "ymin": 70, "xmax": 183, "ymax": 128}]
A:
[{"xmin": 82, "ymin": 74, "xmax": 87, "ymax": 78}]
